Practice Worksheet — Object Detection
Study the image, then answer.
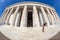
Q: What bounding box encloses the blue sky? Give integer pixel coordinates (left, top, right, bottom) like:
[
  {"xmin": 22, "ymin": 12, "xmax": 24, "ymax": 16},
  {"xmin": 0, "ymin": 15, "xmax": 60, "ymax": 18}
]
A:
[{"xmin": 0, "ymin": 0, "xmax": 60, "ymax": 17}]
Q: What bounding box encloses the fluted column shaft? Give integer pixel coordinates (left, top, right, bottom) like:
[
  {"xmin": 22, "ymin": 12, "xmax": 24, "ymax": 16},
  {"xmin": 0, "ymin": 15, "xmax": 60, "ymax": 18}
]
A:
[
  {"xmin": 40, "ymin": 7, "xmax": 50, "ymax": 26},
  {"xmin": 9, "ymin": 14, "xmax": 14, "ymax": 26},
  {"xmin": 2, "ymin": 10, "xmax": 7, "ymax": 23},
  {"xmin": 15, "ymin": 12, "xmax": 21, "ymax": 26},
  {"xmin": 46, "ymin": 8, "xmax": 55, "ymax": 24},
  {"xmin": 3, "ymin": 9, "xmax": 10, "ymax": 22},
  {"xmin": 53, "ymin": 11, "xmax": 60, "ymax": 23},
  {"xmin": 20, "ymin": 6, "xmax": 27, "ymax": 27},
  {"xmin": 33, "ymin": 6, "xmax": 40, "ymax": 27},
  {"xmin": 12, "ymin": 7, "xmax": 20, "ymax": 26},
  {"xmin": 50, "ymin": 10, "xmax": 57, "ymax": 24},
  {"xmin": 39, "ymin": 12, "xmax": 44, "ymax": 26},
  {"xmin": 5, "ymin": 8, "xmax": 13, "ymax": 24}
]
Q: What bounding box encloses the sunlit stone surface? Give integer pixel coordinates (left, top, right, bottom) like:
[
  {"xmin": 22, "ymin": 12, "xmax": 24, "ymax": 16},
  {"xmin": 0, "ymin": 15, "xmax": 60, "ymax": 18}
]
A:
[{"xmin": 0, "ymin": 2, "xmax": 60, "ymax": 40}]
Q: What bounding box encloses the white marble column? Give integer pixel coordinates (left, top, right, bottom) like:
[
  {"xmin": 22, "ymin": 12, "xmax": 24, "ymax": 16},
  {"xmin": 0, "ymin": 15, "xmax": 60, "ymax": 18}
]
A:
[
  {"xmin": 5, "ymin": 8, "xmax": 13, "ymax": 24},
  {"xmin": 50, "ymin": 10, "xmax": 56, "ymax": 24},
  {"xmin": 39, "ymin": 12, "xmax": 44, "ymax": 26},
  {"xmin": 46, "ymin": 8, "xmax": 55, "ymax": 24},
  {"xmin": 1, "ymin": 9, "xmax": 7, "ymax": 23},
  {"xmin": 40, "ymin": 7, "xmax": 50, "ymax": 26},
  {"xmin": 9, "ymin": 14, "xmax": 14, "ymax": 26},
  {"xmin": 3, "ymin": 9, "xmax": 10, "ymax": 22},
  {"xmin": 15, "ymin": 12, "xmax": 21, "ymax": 26},
  {"xmin": 53, "ymin": 11, "xmax": 60, "ymax": 23},
  {"xmin": 12, "ymin": 6, "xmax": 20, "ymax": 26},
  {"xmin": 33, "ymin": 6, "xmax": 40, "ymax": 27},
  {"xmin": 20, "ymin": 6, "xmax": 27, "ymax": 27}
]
